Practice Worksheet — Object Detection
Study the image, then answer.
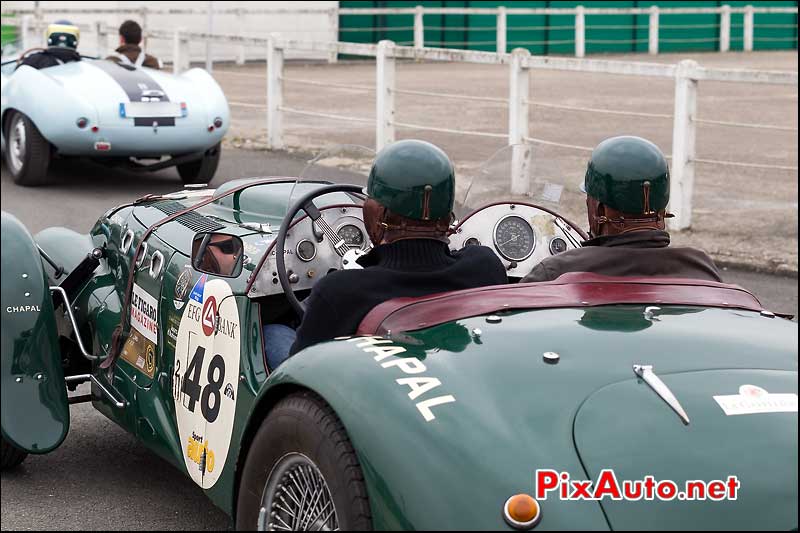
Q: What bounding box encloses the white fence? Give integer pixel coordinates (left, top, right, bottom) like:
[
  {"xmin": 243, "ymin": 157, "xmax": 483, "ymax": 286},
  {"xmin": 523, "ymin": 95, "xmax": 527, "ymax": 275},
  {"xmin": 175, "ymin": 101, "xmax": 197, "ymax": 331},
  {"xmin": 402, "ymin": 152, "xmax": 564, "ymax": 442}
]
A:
[
  {"xmin": 2, "ymin": 5, "xmax": 797, "ymax": 232},
  {"xmin": 3, "ymin": 3, "xmax": 798, "ymax": 61},
  {"xmin": 150, "ymin": 30, "xmax": 797, "ymax": 231}
]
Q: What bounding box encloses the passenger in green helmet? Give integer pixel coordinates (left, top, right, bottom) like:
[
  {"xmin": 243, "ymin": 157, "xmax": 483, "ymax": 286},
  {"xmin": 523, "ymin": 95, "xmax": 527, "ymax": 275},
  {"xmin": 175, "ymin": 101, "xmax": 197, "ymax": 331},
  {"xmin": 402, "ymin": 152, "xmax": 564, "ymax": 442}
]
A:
[
  {"xmin": 522, "ymin": 136, "xmax": 721, "ymax": 283},
  {"xmin": 287, "ymin": 140, "xmax": 507, "ymax": 357}
]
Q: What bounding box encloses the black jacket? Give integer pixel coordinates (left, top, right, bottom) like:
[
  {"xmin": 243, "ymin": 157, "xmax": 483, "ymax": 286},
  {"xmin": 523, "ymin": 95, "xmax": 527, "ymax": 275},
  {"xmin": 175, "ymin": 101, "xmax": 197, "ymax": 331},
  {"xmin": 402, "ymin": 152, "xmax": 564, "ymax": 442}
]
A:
[
  {"xmin": 18, "ymin": 47, "xmax": 80, "ymax": 70},
  {"xmin": 522, "ymin": 230, "xmax": 722, "ymax": 283},
  {"xmin": 290, "ymin": 239, "xmax": 508, "ymax": 354}
]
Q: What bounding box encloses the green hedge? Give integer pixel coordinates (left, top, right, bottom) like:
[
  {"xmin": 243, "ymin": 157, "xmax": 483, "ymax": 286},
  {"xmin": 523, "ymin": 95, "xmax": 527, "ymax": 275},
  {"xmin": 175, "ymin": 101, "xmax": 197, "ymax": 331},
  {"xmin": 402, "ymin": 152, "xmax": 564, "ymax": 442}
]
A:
[{"xmin": 339, "ymin": 0, "xmax": 798, "ymax": 54}]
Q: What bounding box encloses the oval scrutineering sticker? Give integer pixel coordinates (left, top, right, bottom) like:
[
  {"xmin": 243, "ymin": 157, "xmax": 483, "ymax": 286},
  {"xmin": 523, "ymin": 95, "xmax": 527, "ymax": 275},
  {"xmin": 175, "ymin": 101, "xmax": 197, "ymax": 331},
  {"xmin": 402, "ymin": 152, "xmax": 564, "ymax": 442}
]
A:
[{"xmin": 174, "ymin": 278, "xmax": 240, "ymax": 489}]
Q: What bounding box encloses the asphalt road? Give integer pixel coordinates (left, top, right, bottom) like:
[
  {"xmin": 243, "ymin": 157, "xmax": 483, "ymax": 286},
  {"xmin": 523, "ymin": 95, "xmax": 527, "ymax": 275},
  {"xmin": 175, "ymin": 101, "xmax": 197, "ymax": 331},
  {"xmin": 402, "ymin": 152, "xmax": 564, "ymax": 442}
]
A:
[{"xmin": 1, "ymin": 149, "xmax": 797, "ymax": 531}]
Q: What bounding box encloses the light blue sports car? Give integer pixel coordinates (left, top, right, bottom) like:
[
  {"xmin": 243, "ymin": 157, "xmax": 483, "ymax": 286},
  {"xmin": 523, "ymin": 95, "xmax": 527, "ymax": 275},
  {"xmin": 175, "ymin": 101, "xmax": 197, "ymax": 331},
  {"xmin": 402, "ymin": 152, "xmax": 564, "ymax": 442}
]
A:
[{"xmin": 1, "ymin": 55, "xmax": 229, "ymax": 186}]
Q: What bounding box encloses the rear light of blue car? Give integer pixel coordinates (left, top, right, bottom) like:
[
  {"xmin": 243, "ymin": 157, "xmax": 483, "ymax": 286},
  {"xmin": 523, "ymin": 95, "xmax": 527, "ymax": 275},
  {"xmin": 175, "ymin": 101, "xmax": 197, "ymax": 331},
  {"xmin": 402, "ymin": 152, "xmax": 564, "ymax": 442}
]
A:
[{"xmin": 76, "ymin": 117, "xmax": 88, "ymax": 129}]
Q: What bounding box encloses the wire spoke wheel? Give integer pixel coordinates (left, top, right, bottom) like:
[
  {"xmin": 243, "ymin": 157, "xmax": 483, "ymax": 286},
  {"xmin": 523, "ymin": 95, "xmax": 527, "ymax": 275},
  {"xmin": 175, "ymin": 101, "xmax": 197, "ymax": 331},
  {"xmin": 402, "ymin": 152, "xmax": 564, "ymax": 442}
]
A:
[{"xmin": 261, "ymin": 452, "xmax": 339, "ymax": 531}]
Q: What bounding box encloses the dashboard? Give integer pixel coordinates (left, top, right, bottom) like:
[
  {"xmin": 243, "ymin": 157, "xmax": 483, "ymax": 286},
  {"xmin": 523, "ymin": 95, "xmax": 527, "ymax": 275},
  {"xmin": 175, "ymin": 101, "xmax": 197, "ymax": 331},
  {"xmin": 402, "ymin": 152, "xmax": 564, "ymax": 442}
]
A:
[
  {"xmin": 250, "ymin": 204, "xmax": 369, "ymax": 297},
  {"xmin": 449, "ymin": 202, "xmax": 586, "ymax": 278},
  {"xmin": 249, "ymin": 201, "xmax": 587, "ymax": 297}
]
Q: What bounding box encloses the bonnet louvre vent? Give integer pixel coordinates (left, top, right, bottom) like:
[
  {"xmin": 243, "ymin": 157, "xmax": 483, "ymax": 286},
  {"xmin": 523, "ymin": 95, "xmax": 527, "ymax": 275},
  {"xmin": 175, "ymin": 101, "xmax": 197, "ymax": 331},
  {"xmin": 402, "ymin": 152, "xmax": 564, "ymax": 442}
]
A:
[{"xmin": 152, "ymin": 200, "xmax": 224, "ymax": 233}]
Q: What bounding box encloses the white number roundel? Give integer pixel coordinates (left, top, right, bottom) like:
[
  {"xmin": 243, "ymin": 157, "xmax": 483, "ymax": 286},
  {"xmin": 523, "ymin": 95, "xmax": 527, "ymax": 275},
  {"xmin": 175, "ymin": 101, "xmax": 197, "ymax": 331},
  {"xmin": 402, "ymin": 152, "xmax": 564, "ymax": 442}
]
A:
[{"xmin": 174, "ymin": 277, "xmax": 241, "ymax": 489}]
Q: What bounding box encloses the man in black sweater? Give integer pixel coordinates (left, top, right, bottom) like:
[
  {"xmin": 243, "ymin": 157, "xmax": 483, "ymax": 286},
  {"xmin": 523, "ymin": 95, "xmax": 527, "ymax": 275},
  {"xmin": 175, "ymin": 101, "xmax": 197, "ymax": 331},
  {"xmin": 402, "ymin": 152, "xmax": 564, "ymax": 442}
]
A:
[
  {"xmin": 17, "ymin": 21, "xmax": 81, "ymax": 70},
  {"xmin": 277, "ymin": 140, "xmax": 507, "ymax": 360},
  {"xmin": 522, "ymin": 136, "xmax": 721, "ymax": 283}
]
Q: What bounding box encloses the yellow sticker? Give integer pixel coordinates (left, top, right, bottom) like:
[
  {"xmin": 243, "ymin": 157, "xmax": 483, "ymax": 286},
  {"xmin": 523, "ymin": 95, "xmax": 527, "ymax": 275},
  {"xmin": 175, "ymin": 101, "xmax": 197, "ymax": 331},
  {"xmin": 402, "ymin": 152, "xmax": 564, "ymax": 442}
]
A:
[{"xmin": 120, "ymin": 327, "xmax": 157, "ymax": 379}]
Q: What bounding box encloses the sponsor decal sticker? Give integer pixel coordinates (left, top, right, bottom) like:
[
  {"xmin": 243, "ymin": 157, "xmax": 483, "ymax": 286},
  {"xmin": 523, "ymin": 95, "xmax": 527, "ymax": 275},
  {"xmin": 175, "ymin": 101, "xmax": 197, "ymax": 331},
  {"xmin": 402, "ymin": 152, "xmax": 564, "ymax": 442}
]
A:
[
  {"xmin": 174, "ymin": 278, "xmax": 240, "ymax": 489},
  {"xmin": 166, "ymin": 314, "xmax": 181, "ymax": 350},
  {"xmin": 713, "ymin": 385, "xmax": 797, "ymax": 416},
  {"xmin": 130, "ymin": 283, "xmax": 158, "ymax": 344},
  {"xmin": 120, "ymin": 327, "xmax": 157, "ymax": 379},
  {"xmin": 202, "ymin": 296, "xmax": 218, "ymax": 337},
  {"xmin": 189, "ymin": 273, "xmax": 207, "ymax": 304},
  {"xmin": 174, "ymin": 268, "xmax": 193, "ymax": 310}
]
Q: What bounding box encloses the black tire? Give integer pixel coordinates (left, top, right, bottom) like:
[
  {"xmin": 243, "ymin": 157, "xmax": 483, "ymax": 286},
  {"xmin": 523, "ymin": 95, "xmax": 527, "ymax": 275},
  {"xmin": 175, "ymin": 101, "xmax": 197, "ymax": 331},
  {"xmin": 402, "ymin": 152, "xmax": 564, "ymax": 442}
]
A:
[
  {"xmin": 235, "ymin": 391, "xmax": 372, "ymax": 531},
  {"xmin": 4, "ymin": 110, "xmax": 51, "ymax": 186},
  {"xmin": 176, "ymin": 142, "xmax": 221, "ymax": 185},
  {"xmin": 1, "ymin": 436, "xmax": 28, "ymax": 470}
]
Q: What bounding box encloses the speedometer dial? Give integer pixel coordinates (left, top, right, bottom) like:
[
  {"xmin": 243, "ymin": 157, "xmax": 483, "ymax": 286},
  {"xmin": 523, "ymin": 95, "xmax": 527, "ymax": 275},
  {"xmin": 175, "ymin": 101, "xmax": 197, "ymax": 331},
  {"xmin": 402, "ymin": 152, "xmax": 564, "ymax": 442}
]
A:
[
  {"xmin": 337, "ymin": 224, "xmax": 364, "ymax": 248},
  {"xmin": 493, "ymin": 215, "xmax": 535, "ymax": 261}
]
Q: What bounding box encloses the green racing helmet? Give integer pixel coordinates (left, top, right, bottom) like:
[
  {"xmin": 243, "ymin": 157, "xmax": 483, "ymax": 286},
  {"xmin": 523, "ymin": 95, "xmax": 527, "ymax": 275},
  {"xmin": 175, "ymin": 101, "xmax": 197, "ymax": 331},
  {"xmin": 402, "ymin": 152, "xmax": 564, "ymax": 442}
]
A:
[
  {"xmin": 367, "ymin": 139, "xmax": 455, "ymax": 221},
  {"xmin": 581, "ymin": 136, "xmax": 670, "ymax": 215}
]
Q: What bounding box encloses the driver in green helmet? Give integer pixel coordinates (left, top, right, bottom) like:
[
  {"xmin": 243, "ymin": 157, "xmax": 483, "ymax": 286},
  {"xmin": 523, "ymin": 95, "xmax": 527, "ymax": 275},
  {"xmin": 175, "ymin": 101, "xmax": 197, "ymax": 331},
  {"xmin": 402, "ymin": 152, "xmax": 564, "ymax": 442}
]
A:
[
  {"xmin": 522, "ymin": 136, "xmax": 721, "ymax": 283},
  {"xmin": 276, "ymin": 140, "xmax": 507, "ymax": 361}
]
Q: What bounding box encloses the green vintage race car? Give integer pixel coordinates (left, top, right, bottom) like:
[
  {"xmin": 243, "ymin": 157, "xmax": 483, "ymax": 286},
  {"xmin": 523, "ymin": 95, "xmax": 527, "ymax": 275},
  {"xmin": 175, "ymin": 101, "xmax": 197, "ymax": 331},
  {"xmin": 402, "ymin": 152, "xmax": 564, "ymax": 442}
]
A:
[{"xmin": 1, "ymin": 145, "xmax": 797, "ymax": 531}]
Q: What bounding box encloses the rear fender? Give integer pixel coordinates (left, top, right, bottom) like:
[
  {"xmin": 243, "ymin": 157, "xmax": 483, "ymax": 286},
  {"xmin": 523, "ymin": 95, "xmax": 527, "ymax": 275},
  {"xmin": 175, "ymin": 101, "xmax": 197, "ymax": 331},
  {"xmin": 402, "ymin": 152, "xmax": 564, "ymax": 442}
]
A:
[
  {"xmin": 1, "ymin": 65, "xmax": 97, "ymax": 149},
  {"xmin": 1, "ymin": 211, "xmax": 69, "ymax": 453}
]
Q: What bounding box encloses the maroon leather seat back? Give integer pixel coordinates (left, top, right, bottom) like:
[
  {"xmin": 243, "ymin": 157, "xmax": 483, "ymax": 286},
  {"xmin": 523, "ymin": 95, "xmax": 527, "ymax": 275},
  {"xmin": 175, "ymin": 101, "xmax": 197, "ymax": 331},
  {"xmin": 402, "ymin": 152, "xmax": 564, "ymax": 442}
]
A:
[{"xmin": 356, "ymin": 273, "xmax": 764, "ymax": 336}]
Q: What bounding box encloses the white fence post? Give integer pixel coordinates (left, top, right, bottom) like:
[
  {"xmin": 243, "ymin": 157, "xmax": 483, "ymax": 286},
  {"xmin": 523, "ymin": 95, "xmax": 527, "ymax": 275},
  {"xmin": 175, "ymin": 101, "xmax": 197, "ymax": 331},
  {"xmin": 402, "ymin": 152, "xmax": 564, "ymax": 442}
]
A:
[
  {"xmin": 648, "ymin": 6, "xmax": 659, "ymax": 55},
  {"xmin": 205, "ymin": 1, "xmax": 214, "ymax": 72},
  {"xmin": 172, "ymin": 28, "xmax": 185, "ymax": 74},
  {"xmin": 375, "ymin": 40, "xmax": 396, "ymax": 151},
  {"xmin": 95, "ymin": 21, "xmax": 108, "ymax": 57},
  {"xmin": 34, "ymin": 4, "xmax": 43, "ymax": 47},
  {"xmin": 20, "ymin": 15, "xmax": 31, "ymax": 51},
  {"xmin": 575, "ymin": 5, "xmax": 585, "ymax": 58},
  {"xmin": 140, "ymin": 6, "xmax": 149, "ymax": 42},
  {"xmin": 414, "ymin": 5, "xmax": 424, "ymax": 50},
  {"xmin": 508, "ymin": 47, "xmax": 531, "ymax": 194},
  {"xmin": 236, "ymin": 9, "xmax": 246, "ymax": 65},
  {"xmin": 267, "ymin": 36, "xmax": 285, "ymax": 150},
  {"xmin": 328, "ymin": 7, "xmax": 339, "ymax": 63},
  {"xmin": 719, "ymin": 5, "xmax": 731, "ymax": 52},
  {"xmin": 743, "ymin": 5, "xmax": 754, "ymax": 52},
  {"xmin": 496, "ymin": 6, "xmax": 507, "ymax": 55},
  {"xmin": 668, "ymin": 59, "xmax": 698, "ymax": 231}
]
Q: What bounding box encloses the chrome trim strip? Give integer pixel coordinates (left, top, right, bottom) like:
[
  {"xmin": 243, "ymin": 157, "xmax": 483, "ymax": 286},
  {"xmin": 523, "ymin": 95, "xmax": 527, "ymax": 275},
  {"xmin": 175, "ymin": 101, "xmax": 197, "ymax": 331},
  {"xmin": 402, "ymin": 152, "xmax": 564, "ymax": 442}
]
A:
[
  {"xmin": 149, "ymin": 250, "xmax": 164, "ymax": 278},
  {"xmin": 633, "ymin": 364, "xmax": 691, "ymax": 425},
  {"xmin": 120, "ymin": 229, "xmax": 134, "ymax": 254},
  {"xmin": 135, "ymin": 241, "xmax": 149, "ymax": 267}
]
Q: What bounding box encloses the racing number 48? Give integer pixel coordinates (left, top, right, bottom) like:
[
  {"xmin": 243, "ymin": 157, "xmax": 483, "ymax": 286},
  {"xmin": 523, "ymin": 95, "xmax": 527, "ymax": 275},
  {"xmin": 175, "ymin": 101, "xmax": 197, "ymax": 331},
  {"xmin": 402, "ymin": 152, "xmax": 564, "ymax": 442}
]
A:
[{"xmin": 181, "ymin": 346, "xmax": 226, "ymax": 423}]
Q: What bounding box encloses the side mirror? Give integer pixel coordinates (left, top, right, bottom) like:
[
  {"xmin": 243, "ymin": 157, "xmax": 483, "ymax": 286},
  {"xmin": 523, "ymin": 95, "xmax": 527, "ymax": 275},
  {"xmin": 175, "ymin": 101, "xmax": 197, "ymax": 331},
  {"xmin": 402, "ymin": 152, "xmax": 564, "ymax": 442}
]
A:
[{"xmin": 192, "ymin": 233, "xmax": 244, "ymax": 278}]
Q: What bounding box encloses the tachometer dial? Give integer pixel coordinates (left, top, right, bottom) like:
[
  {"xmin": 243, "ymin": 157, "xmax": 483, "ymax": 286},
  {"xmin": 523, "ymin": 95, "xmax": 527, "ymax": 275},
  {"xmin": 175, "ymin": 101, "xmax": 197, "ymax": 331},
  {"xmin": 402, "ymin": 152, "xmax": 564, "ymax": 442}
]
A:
[
  {"xmin": 337, "ymin": 224, "xmax": 364, "ymax": 247},
  {"xmin": 493, "ymin": 215, "xmax": 535, "ymax": 261},
  {"xmin": 296, "ymin": 239, "xmax": 316, "ymax": 262}
]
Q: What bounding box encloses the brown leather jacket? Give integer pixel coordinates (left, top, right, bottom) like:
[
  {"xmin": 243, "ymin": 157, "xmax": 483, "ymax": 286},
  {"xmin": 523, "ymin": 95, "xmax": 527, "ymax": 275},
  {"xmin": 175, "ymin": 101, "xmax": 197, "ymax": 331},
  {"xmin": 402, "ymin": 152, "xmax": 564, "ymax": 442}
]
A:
[
  {"xmin": 522, "ymin": 230, "xmax": 722, "ymax": 283},
  {"xmin": 106, "ymin": 44, "xmax": 161, "ymax": 69}
]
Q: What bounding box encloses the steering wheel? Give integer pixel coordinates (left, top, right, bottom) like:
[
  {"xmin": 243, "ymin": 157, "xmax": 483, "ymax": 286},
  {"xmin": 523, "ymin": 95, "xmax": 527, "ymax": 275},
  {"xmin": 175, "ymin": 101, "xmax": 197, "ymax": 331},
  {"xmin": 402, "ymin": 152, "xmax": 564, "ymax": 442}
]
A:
[{"xmin": 275, "ymin": 183, "xmax": 366, "ymax": 318}]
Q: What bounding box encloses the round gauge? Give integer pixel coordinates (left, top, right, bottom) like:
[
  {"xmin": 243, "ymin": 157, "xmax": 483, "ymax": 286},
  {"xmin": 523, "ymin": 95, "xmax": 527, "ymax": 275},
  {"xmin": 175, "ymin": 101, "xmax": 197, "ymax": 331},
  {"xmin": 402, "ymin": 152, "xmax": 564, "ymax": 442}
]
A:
[
  {"xmin": 464, "ymin": 237, "xmax": 481, "ymax": 247},
  {"xmin": 549, "ymin": 237, "xmax": 568, "ymax": 255},
  {"xmin": 493, "ymin": 215, "xmax": 535, "ymax": 262},
  {"xmin": 296, "ymin": 239, "xmax": 316, "ymax": 262},
  {"xmin": 337, "ymin": 224, "xmax": 364, "ymax": 247}
]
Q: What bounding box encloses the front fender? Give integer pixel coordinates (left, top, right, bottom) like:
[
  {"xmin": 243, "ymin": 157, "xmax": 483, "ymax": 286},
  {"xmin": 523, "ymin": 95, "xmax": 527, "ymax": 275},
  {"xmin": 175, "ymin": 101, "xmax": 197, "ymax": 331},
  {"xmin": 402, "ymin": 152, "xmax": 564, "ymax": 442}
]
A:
[
  {"xmin": 1, "ymin": 212, "xmax": 69, "ymax": 454},
  {"xmin": 245, "ymin": 334, "xmax": 607, "ymax": 530}
]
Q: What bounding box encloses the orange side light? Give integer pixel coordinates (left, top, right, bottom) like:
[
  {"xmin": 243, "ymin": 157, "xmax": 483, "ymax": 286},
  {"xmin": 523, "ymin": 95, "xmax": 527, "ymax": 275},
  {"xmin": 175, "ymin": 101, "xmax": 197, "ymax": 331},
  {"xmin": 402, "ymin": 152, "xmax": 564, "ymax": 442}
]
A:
[{"xmin": 503, "ymin": 494, "xmax": 541, "ymax": 529}]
